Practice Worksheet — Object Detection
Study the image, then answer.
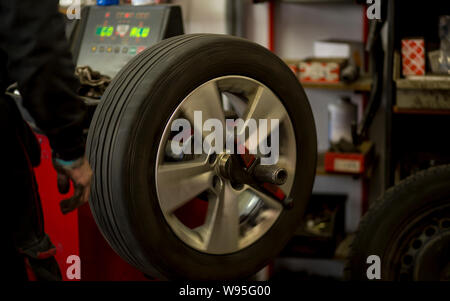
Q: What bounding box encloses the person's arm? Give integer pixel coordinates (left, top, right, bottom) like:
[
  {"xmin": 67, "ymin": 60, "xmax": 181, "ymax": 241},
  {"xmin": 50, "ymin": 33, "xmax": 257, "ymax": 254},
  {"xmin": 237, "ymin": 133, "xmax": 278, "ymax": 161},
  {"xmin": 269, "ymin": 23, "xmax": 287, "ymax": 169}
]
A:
[
  {"xmin": 0, "ymin": 0, "xmax": 92, "ymax": 213},
  {"xmin": 0, "ymin": 0, "xmax": 86, "ymax": 161}
]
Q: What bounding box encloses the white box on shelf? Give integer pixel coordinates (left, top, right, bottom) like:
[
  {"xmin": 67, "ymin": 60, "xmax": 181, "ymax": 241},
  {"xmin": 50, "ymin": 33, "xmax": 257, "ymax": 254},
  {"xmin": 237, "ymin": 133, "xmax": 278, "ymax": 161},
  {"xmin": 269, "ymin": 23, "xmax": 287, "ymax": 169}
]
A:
[{"xmin": 314, "ymin": 39, "xmax": 365, "ymax": 68}]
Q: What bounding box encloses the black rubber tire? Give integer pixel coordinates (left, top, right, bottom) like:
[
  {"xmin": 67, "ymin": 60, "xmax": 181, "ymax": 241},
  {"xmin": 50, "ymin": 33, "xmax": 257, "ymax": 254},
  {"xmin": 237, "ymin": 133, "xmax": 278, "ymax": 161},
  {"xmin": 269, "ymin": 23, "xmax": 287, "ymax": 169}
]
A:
[
  {"xmin": 346, "ymin": 165, "xmax": 450, "ymax": 281},
  {"xmin": 86, "ymin": 34, "xmax": 317, "ymax": 280}
]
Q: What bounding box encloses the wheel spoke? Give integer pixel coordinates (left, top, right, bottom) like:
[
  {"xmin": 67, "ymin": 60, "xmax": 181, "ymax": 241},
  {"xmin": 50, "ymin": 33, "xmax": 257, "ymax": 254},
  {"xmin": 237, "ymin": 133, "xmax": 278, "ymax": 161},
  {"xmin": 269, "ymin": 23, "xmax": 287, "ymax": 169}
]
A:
[
  {"xmin": 182, "ymin": 81, "xmax": 225, "ymax": 127},
  {"xmin": 157, "ymin": 159, "xmax": 213, "ymax": 214},
  {"xmin": 204, "ymin": 184, "xmax": 240, "ymax": 253},
  {"xmin": 181, "ymin": 81, "xmax": 226, "ymax": 153},
  {"xmin": 223, "ymin": 92, "xmax": 247, "ymax": 118},
  {"xmin": 245, "ymin": 185, "xmax": 283, "ymax": 212},
  {"xmin": 244, "ymin": 86, "xmax": 286, "ymax": 121},
  {"xmin": 243, "ymin": 86, "xmax": 285, "ymax": 150}
]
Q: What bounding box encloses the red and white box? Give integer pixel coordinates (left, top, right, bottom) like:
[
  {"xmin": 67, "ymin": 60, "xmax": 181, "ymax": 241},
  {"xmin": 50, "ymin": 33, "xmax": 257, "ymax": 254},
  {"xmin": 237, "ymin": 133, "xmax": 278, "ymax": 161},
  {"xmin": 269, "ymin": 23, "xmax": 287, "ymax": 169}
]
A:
[
  {"xmin": 325, "ymin": 152, "xmax": 365, "ymax": 174},
  {"xmin": 324, "ymin": 141, "xmax": 374, "ymax": 175},
  {"xmin": 299, "ymin": 58, "xmax": 347, "ymax": 83},
  {"xmin": 401, "ymin": 38, "xmax": 425, "ymax": 76}
]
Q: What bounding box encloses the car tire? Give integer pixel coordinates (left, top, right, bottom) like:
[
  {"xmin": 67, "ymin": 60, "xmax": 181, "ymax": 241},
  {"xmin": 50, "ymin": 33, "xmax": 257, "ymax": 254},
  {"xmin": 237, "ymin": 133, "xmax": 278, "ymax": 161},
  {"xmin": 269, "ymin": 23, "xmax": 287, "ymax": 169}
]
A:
[{"xmin": 86, "ymin": 34, "xmax": 317, "ymax": 280}]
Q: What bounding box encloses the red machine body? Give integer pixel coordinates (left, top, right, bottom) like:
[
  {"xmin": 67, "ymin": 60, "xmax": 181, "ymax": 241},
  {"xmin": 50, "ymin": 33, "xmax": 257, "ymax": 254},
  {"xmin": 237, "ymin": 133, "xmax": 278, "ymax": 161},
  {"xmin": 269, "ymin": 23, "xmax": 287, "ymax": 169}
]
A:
[{"xmin": 34, "ymin": 133, "xmax": 148, "ymax": 281}]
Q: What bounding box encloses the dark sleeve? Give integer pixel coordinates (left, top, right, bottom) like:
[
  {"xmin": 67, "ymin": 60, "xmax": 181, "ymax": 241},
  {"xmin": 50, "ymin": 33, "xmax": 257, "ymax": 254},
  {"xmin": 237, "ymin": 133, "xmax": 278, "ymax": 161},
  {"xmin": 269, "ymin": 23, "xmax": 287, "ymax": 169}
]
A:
[{"xmin": 0, "ymin": 0, "xmax": 87, "ymax": 161}]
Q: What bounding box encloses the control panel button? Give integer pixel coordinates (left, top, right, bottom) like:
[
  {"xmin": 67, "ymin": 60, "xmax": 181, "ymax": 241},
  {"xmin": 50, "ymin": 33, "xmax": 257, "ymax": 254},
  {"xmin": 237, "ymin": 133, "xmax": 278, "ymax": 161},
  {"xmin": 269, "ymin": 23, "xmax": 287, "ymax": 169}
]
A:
[
  {"xmin": 107, "ymin": 46, "xmax": 112, "ymax": 53},
  {"xmin": 137, "ymin": 46, "xmax": 146, "ymax": 54},
  {"xmin": 129, "ymin": 47, "xmax": 137, "ymax": 55},
  {"xmin": 91, "ymin": 46, "xmax": 97, "ymax": 52},
  {"xmin": 99, "ymin": 46, "xmax": 105, "ymax": 53},
  {"xmin": 114, "ymin": 46, "xmax": 120, "ymax": 53},
  {"xmin": 122, "ymin": 47, "xmax": 128, "ymax": 54}
]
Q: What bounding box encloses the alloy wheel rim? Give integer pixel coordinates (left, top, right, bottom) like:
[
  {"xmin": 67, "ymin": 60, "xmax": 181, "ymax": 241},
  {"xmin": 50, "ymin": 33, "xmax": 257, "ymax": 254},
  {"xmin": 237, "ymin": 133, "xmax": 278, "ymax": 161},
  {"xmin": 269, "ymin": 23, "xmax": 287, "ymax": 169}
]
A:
[{"xmin": 155, "ymin": 75, "xmax": 297, "ymax": 254}]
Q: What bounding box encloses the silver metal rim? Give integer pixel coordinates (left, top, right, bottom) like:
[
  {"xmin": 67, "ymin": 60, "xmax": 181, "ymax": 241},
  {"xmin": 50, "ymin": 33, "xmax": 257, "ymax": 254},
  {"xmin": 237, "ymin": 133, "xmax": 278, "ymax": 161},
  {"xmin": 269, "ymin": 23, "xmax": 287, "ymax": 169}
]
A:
[{"xmin": 155, "ymin": 75, "xmax": 297, "ymax": 255}]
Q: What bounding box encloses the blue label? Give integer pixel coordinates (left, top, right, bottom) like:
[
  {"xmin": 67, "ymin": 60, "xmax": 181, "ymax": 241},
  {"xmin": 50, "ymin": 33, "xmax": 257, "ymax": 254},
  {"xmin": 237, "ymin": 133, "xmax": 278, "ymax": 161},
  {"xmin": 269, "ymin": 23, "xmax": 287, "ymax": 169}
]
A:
[{"xmin": 97, "ymin": 0, "xmax": 119, "ymax": 5}]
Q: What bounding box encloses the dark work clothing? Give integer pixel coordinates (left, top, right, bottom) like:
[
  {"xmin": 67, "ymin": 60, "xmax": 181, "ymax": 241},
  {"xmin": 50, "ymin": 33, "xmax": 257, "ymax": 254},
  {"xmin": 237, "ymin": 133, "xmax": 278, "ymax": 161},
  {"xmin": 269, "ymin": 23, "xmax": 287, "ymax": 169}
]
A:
[
  {"xmin": 0, "ymin": 0, "xmax": 86, "ymax": 161},
  {"xmin": 1, "ymin": 93, "xmax": 62, "ymax": 281},
  {"xmin": 0, "ymin": 0, "xmax": 86, "ymax": 280}
]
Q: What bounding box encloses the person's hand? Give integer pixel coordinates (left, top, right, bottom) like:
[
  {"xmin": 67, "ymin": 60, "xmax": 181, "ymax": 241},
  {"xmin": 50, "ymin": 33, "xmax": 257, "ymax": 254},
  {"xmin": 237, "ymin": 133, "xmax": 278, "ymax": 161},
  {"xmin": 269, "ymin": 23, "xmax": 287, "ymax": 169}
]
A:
[{"xmin": 53, "ymin": 157, "xmax": 93, "ymax": 214}]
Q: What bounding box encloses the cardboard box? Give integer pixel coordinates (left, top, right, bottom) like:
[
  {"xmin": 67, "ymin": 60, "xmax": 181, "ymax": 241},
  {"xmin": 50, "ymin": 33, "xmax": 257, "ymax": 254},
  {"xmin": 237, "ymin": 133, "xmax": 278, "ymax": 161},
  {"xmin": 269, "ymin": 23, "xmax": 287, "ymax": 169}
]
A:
[
  {"xmin": 401, "ymin": 38, "xmax": 425, "ymax": 76},
  {"xmin": 324, "ymin": 141, "xmax": 374, "ymax": 175},
  {"xmin": 299, "ymin": 58, "xmax": 347, "ymax": 83},
  {"xmin": 397, "ymin": 89, "xmax": 450, "ymax": 109},
  {"xmin": 396, "ymin": 76, "xmax": 450, "ymax": 109},
  {"xmin": 314, "ymin": 39, "xmax": 365, "ymax": 69}
]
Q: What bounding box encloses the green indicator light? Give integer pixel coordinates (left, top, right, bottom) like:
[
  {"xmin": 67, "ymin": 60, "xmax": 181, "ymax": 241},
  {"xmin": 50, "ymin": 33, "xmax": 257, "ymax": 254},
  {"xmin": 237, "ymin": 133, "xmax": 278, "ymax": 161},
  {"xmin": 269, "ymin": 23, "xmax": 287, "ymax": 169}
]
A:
[
  {"xmin": 130, "ymin": 27, "xmax": 138, "ymax": 38},
  {"xmin": 107, "ymin": 26, "xmax": 113, "ymax": 36},
  {"xmin": 96, "ymin": 27, "xmax": 102, "ymax": 35},
  {"xmin": 99, "ymin": 26, "xmax": 114, "ymax": 37},
  {"xmin": 129, "ymin": 27, "xmax": 150, "ymax": 38},
  {"xmin": 129, "ymin": 47, "xmax": 137, "ymax": 55},
  {"xmin": 141, "ymin": 27, "xmax": 150, "ymax": 38}
]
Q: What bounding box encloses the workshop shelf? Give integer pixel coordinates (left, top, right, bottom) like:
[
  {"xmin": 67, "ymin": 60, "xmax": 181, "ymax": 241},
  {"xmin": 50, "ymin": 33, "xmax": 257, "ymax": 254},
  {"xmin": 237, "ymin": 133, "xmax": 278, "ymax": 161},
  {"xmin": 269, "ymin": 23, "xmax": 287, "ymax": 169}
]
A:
[
  {"xmin": 393, "ymin": 106, "xmax": 450, "ymax": 115},
  {"xmin": 301, "ymin": 77, "xmax": 372, "ymax": 92}
]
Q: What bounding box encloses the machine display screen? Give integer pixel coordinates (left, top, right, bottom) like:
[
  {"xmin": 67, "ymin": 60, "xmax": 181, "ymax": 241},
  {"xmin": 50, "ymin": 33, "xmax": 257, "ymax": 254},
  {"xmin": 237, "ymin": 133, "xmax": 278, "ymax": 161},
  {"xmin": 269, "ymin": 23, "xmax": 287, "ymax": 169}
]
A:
[
  {"xmin": 76, "ymin": 5, "xmax": 180, "ymax": 77},
  {"xmin": 95, "ymin": 26, "xmax": 150, "ymax": 38}
]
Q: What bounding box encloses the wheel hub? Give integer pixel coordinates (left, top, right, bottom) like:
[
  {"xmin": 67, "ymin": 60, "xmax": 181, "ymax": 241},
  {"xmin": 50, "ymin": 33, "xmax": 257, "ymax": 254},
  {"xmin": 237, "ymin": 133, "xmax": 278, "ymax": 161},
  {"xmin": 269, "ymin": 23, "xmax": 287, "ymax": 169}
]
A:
[
  {"xmin": 398, "ymin": 215, "xmax": 450, "ymax": 281},
  {"xmin": 414, "ymin": 230, "xmax": 450, "ymax": 281},
  {"xmin": 217, "ymin": 153, "xmax": 288, "ymax": 187}
]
